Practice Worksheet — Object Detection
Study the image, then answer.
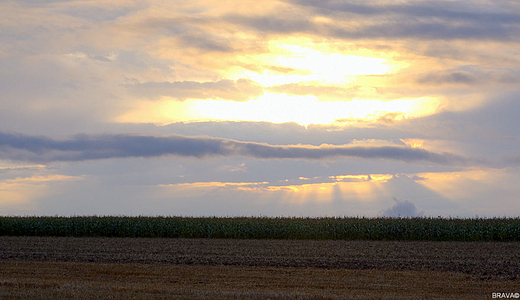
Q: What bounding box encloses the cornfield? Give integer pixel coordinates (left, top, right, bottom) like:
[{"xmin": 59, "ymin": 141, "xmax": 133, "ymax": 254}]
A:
[{"xmin": 1, "ymin": 216, "xmax": 519, "ymax": 241}]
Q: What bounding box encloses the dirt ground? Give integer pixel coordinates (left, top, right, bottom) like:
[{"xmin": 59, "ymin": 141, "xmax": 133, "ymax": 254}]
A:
[{"xmin": 1, "ymin": 237, "xmax": 519, "ymax": 299}]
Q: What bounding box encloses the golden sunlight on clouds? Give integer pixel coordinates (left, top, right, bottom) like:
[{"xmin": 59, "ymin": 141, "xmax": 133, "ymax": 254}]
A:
[
  {"xmin": 401, "ymin": 139, "xmax": 425, "ymax": 149},
  {"xmin": 159, "ymin": 181, "xmax": 269, "ymax": 189},
  {"xmin": 156, "ymin": 173, "xmax": 394, "ymax": 204},
  {"xmin": 115, "ymin": 99, "xmax": 198, "ymax": 125},
  {"xmin": 2, "ymin": 0, "xmax": 519, "ymax": 217},
  {"xmin": 5, "ymin": 175, "xmax": 84, "ymax": 183},
  {"xmin": 411, "ymin": 169, "xmax": 520, "ymax": 216},
  {"xmin": 190, "ymin": 94, "xmax": 439, "ymax": 126},
  {"xmin": 415, "ymin": 170, "xmax": 495, "ymax": 200},
  {"xmin": 194, "ymin": 93, "xmax": 335, "ymax": 126},
  {"xmin": 234, "ymin": 40, "xmax": 397, "ymax": 86},
  {"xmin": 116, "ymin": 35, "xmax": 438, "ymax": 126},
  {"xmin": 249, "ymin": 181, "xmax": 385, "ymax": 204},
  {"xmin": 117, "ymin": 94, "xmax": 440, "ymax": 126},
  {"xmin": 0, "ymin": 165, "xmax": 46, "ymax": 170},
  {"xmin": 0, "ymin": 181, "xmax": 36, "ymax": 210},
  {"xmin": 330, "ymin": 174, "xmax": 393, "ymax": 182},
  {"xmin": 0, "ymin": 175, "xmax": 84, "ymax": 211}
]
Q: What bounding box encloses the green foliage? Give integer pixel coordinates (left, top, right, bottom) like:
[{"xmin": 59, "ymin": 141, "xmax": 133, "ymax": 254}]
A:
[{"xmin": 0, "ymin": 216, "xmax": 519, "ymax": 241}]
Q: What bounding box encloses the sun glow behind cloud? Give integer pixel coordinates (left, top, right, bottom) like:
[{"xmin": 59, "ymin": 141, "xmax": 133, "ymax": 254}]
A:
[
  {"xmin": 116, "ymin": 38, "xmax": 436, "ymax": 126},
  {"xmin": 0, "ymin": 174, "xmax": 84, "ymax": 210},
  {"xmin": 123, "ymin": 93, "xmax": 439, "ymax": 126},
  {"xmin": 156, "ymin": 173, "xmax": 395, "ymax": 206},
  {"xmin": 5, "ymin": 0, "xmax": 520, "ymax": 218},
  {"xmin": 116, "ymin": 94, "xmax": 439, "ymax": 126},
  {"xmin": 238, "ymin": 41, "xmax": 394, "ymax": 86},
  {"xmin": 161, "ymin": 92, "xmax": 439, "ymax": 126}
]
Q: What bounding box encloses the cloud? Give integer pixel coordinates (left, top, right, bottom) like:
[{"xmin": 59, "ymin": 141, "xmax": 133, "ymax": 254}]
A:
[
  {"xmin": 416, "ymin": 66, "xmax": 520, "ymax": 86},
  {"xmin": 411, "ymin": 93, "xmax": 520, "ymax": 151},
  {"xmin": 417, "ymin": 71, "xmax": 479, "ymax": 85},
  {"xmin": 234, "ymin": 141, "xmax": 466, "ymax": 164},
  {"xmin": 226, "ymin": 15, "xmax": 315, "ymax": 34},
  {"xmin": 228, "ymin": 0, "xmax": 520, "ymax": 41},
  {"xmin": 500, "ymin": 154, "xmax": 520, "ymax": 167},
  {"xmin": 332, "ymin": 22, "xmax": 513, "ymax": 41},
  {"xmin": 382, "ymin": 197, "xmax": 424, "ymax": 217},
  {"xmin": 126, "ymin": 78, "xmax": 264, "ymax": 101},
  {"xmin": 294, "ymin": 0, "xmax": 520, "ymax": 23},
  {"xmin": 0, "ymin": 131, "xmax": 471, "ymax": 165},
  {"xmin": 268, "ymin": 83, "xmax": 353, "ymax": 100},
  {"xmin": 0, "ymin": 164, "xmax": 46, "ymax": 174},
  {"xmin": 55, "ymin": 2, "xmax": 145, "ymax": 22},
  {"xmin": 176, "ymin": 33, "xmax": 235, "ymax": 52}
]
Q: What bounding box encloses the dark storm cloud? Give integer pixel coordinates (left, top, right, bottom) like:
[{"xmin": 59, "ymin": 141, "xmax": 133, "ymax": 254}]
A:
[
  {"xmin": 126, "ymin": 78, "xmax": 263, "ymax": 101},
  {"xmin": 0, "ymin": 131, "xmax": 471, "ymax": 165}
]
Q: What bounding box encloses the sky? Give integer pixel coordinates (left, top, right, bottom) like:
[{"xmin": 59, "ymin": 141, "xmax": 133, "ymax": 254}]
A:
[{"xmin": 1, "ymin": 0, "xmax": 520, "ymax": 217}]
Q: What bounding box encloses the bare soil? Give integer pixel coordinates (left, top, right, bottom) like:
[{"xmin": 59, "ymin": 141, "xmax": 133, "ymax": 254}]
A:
[{"xmin": 1, "ymin": 237, "xmax": 519, "ymax": 299}]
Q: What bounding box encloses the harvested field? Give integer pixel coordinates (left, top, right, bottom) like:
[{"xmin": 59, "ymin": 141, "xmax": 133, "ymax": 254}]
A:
[
  {"xmin": 1, "ymin": 237, "xmax": 519, "ymax": 299},
  {"xmin": 2, "ymin": 260, "xmax": 519, "ymax": 299},
  {"xmin": 1, "ymin": 237, "xmax": 519, "ymax": 280}
]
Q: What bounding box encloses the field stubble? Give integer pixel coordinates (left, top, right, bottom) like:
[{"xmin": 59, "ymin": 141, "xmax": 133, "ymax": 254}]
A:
[{"xmin": 1, "ymin": 237, "xmax": 519, "ymax": 299}]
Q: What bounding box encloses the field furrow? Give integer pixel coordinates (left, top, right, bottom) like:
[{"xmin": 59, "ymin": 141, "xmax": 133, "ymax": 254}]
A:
[{"xmin": 1, "ymin": 237, "xmax": 519, "ymax": 281}]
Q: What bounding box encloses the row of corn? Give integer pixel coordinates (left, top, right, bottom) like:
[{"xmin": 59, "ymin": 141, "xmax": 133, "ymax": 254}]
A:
[{"xmin": 1, "ymin": 216, "xmax": 519, "ymax": 241}]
